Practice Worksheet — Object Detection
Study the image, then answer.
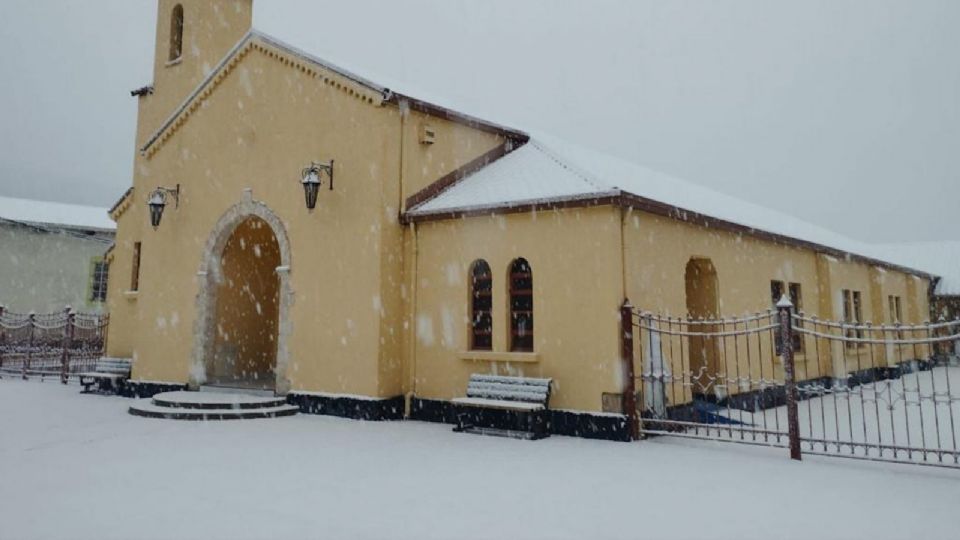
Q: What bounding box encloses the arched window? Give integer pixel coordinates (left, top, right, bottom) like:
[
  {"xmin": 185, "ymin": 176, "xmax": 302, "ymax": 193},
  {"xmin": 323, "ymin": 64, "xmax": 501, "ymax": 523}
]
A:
[
  {"xmin": 169, "ymin": 4, "xmax": 184, "ymax": 61},
  {"xmin": 509, "ymin": 258, "xmax": 534, "ymax": 352},
  {"xmin": 470, "ymin": 260, "xmax": 492, "ymax": 350}
]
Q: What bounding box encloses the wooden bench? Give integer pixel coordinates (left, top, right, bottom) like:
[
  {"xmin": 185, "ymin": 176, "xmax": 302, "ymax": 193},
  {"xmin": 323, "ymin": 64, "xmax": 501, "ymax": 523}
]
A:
[
  {"xmin": 79, "ymin": 358, "xmax": 132, "ymax": 393},
  {"xmin": 452, "ymin": 374, "xmax": 552, "ymax": 439}
]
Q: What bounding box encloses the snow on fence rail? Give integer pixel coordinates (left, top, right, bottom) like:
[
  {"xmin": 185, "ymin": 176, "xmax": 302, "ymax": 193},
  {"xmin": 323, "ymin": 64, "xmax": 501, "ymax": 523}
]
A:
[
  {"xmin": 0, "ymin": 306, "xmax": 109, "ymax": 383},
  {"xmin": 622, "ymin": 299, "xmax": 960, "ymax": 468}
]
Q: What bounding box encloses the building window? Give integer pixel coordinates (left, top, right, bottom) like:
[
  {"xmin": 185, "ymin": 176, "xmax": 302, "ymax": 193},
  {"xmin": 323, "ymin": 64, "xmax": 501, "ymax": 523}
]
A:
[
  {"xmin": 888, "ymin": 295, "xmax": 903, "ymax": 324},
  {"xmin": 509, "ymin": 258, "xmax": 534, "ymax": 352},
  {"xmin": 470, "ymin": 260, "xmax": 492, "ymax": 351},
  {"xmin": 131, "ymin": 242, "xmax": 142, "ymax": 292},
  {"xmin": 89, "ymin": 259, "xmax": 109, "ymax": 303},
  {"xmin": 842, "ymin": 289, "xmax": 864, "ymax": 348},
  {"xmin": 169, "ymin": 4, "xmax": 184, "ymax": 62},
  {"xmin": 771, "ymin": 280, "xmax": 803, "ymax": 352},
  {"xmin": 888, "ymin": 295, "xmax": 904, "ymax": 339}
]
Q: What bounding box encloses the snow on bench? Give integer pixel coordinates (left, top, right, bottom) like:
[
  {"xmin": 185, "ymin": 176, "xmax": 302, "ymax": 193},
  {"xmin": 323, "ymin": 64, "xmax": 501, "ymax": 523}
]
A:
[
  {"xmin": 79, "ymin": 358, "xmax": 132, "ymax": 393},
  {"xmin": 452, "ymin": 374, "xmax": 553, "ymax": 439}
]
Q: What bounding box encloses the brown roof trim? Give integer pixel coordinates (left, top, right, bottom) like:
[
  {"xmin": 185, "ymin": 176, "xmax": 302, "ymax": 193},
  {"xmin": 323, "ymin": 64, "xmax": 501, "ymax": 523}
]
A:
[
  {"xmin": 401, "ymin": 194, "xmax": 620, "ymax": 225},
  {"xmin": 387, "ymin": 93, "xmax": 528, "ymax": 142},
  {"xmin": 108, "ymin": 187, "xmax": 134, "ymax": 217},
  {"xmin": 404, "ymin": 139, "xmax": 526, "ymax": 211},
  {"xmin": 404, "ymin": 190, "xmax": 936, "ymax": 280}
]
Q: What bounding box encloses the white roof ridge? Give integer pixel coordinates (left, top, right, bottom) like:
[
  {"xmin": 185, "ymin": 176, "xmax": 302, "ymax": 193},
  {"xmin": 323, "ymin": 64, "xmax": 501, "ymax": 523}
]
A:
[{"xmin": 528, "ymin": 139, "xmax": 611, "ymax": 195}]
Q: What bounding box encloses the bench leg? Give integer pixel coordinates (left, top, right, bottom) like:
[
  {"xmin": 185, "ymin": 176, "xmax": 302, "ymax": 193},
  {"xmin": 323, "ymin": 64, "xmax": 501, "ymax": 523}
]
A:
[
  {"xmin": 453, "ymin": 411, "xmax": 468, "ymax": 432},
  {"xmin": 531, "ymin": 411, "xmax": 549, "ymax": 440}
]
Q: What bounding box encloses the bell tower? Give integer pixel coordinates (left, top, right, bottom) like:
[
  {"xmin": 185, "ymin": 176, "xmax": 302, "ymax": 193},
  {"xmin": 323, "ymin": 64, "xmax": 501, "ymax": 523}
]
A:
[{"xmin": 136, "ymin": 0, "xmax": 253, "ymax": 146}]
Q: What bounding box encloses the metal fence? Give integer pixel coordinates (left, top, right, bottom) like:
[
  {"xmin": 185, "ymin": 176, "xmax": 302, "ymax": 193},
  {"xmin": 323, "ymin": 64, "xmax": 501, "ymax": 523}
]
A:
[
  {"xmin": 0, "ymin": 307, "xmax": 109, "ymax": 382},
  {"xmin": 623, "ymin": 300, "xmax": 960, "ymax": 468}
]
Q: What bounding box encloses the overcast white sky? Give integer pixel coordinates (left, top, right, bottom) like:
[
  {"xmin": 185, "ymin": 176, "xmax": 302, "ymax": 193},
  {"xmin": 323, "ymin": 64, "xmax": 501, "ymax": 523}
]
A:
[{"xmin": 0, "ymin": 0, "xmax": 956, "ymax": 241}]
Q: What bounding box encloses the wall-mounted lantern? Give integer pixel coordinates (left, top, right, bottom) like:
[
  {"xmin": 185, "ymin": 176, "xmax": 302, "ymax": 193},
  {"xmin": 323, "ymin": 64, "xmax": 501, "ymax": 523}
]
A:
[
  {"xmin": 148, "ymin": 184, "xmax": 180, "ymax": 229},
  {"xmin": 300, "ymin": 160, "xmax": 334, "ymax": 211}
]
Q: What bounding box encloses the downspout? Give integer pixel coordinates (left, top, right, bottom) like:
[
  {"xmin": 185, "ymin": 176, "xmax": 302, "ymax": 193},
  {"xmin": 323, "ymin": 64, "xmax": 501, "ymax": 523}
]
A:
[
  {"xmin": 406, "ymin": 220, "xmax": 419, "ymax": 417},
  {"xmin": 619, "ymin": 203, "xmax": 628, "ymax": 300},
  {"xmin": 397, "ymin": 98, "xmax": 419, "ymax": 417},
  {"xmin": 397, "ymin": 99, "xmax": 409, "ymax": 212},
  {"xmin": 619, "ymin": 202, "xmax": 634, "ymax": 433}
]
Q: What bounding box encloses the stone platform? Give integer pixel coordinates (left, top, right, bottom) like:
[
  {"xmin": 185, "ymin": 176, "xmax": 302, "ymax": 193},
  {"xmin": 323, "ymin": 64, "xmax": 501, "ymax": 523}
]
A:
[{"xmin": 128, "ymin": 390, "xmax": 298, "ymax": 420}]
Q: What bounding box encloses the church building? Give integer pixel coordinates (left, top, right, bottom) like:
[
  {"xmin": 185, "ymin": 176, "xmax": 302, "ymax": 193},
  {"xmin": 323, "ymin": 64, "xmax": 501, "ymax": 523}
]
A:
[{"xmin": 105, "ymin": 0, "xmax": 937, "ymax": 439}]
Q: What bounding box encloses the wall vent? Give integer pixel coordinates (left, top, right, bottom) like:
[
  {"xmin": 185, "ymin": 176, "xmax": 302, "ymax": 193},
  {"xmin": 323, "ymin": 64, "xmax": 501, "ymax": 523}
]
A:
[{"xmin": 419, "ymin": 124, "xmax": 436, "ymax": 145}]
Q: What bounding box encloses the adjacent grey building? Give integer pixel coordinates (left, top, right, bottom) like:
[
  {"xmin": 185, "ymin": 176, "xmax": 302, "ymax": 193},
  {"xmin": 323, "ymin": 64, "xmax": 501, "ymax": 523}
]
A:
[{"xmin": 0, "ymin": 196, "xmax": 115, "ymax": 313}]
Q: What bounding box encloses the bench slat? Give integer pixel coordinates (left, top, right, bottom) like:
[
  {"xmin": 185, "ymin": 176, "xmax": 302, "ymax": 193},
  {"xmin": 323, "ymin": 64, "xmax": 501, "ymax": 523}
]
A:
[
  {"xmin": 467, "ymin": 384, "xmax": 547, "ymax": 399},
  {"xmin": 78, "ymin": 372, "xmax": 125, "ymax": 380},
  {"xmin": 452, "ymin": 397, "xmax": 544, "ymax": 411},
  {"xmin": 461, "ymin": 374, "xmax": 552, "ymax": 407},
  {"xmin": 470, "ymin": 374, "xmax": 551, "ymax": 387},
  {"xmin": 466, "ymin": 388, "xmax": 548, "ymax": 403},
  {"xmin": 468, "ymin": 381, "xmax": 550, "ymax": 393},
  {"xmin": 93, "ymin": 358, "xmax": 132, "ymax": 375}
]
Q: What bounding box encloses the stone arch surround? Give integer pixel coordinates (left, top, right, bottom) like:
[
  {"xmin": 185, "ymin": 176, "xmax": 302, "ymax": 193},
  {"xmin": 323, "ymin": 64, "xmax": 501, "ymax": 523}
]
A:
[{"xmin": 190, "ymin": 189, "xmax": 294, "ymax": 394}]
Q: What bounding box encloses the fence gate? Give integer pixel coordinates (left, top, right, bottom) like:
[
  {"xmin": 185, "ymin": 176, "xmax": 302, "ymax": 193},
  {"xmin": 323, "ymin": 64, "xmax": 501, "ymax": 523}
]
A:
[
  {"xmin": 627, "ymin": 300, "xmax": 960, "ymax": 468},
  {"xmin": 0, "ymin": 307, "xmax": 109, "ymax": 382}
]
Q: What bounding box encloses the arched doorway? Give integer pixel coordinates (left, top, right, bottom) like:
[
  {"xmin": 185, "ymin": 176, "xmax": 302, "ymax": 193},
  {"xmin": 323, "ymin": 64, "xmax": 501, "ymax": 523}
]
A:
[
  {"xmin": 207, "ymin": 216, "xmax": 280, "ymax": 389},
  {"xmin": 685, "ymin": 257, "xmax": 719, "ymax": 398},
  {"xmin": 191, "ymin": 192, "xmax": 293, "ymax": 394}
]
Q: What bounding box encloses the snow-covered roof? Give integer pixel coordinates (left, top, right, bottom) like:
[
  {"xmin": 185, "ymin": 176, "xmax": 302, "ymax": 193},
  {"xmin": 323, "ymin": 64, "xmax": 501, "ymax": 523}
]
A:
[
  {"xmin": 410, "ymin": 139, "xmax": 617, "ymax": 214},
  {"xmin": 411, "ymin": 135, "xmax": 869, "ymax": 247},
  {"xmin": 870, "ymin": 242, "xmax": 960, "ymax": 297},
  {"xmin": 409, "ymin": 135, "xmax": 960, "ymax": 286},
  {"xmin": 0, "ymin": 196, "xmax": 114, "ymax": 232}
]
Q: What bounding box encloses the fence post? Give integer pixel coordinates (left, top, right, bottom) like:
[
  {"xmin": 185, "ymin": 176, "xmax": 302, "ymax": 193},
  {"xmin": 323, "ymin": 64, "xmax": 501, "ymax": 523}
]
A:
[
  {"xmin": 101, "ymin": 313, "xmax": 109, "ymax": 358},
  {"xmin": 60, "ymin": 306, "xmax": 74, "ymax": 384},
  {"xmin": 621, "ymin": 299, "xmax": 638, "ymax": 441},
  {"xmin": 0, "ymin": 305, "xmax": 5, "ymax": 376},
  {"xmin": 777, "ymin": 295, "xmax": 802, "ymax": 461},
  {"xmin": 24, "ymin": 312, "xmax": 36, "ymax": 380}
]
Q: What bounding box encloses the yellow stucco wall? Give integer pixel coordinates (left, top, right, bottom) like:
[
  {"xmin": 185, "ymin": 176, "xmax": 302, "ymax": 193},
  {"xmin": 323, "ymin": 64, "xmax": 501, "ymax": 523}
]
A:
[
  {"xmin": 399, "ymin": 109, "xmax": 505, "ymax": 210},
  {"xmin": 107, "ymin": 10, "xmax": 505, "ymax": 399},
  {"xmin": 136, "ymin": 0, "xmax": 253, "ymax": 147},
  {"xmin": 112, "ymin": 45, "xmax": 400, "ymax": 395},
  {"xmin": 622, "ymin": 209, "xmax": 932, "ymax": 407},
  {"xmin": 410, "ymin": 207, "xmax": 625, "ymax": 412}
]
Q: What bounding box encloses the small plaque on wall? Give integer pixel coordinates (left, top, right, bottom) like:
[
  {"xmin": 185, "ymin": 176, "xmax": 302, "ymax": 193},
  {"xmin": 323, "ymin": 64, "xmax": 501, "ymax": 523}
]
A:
[{"xmin": 602, "ymin": 392, "xmax": 624, "ymax": 414}]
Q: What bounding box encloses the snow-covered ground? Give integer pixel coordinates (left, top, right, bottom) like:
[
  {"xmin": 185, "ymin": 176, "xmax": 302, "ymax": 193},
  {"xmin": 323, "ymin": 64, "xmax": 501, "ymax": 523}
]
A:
[{"xmin": 1, "ymin": 379, "xmax": 959, "ymax": 540}]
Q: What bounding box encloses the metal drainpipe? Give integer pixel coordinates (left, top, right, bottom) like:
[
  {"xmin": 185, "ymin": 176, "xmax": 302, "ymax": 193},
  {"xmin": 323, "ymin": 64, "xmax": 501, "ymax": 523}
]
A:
[{"xmin": 405, "ymin": 220, "xmax": 419, "ymax": 418}]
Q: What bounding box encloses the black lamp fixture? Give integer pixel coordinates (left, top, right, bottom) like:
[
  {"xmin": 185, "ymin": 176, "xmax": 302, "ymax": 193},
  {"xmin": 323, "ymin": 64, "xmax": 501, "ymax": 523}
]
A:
[
  {"xmin": 300, "ymin": 160, "xmax": 334, "ymax": 211},
  {"xmin": 148, "ymin": 184, "xmax": 180, "ymax": 229}
]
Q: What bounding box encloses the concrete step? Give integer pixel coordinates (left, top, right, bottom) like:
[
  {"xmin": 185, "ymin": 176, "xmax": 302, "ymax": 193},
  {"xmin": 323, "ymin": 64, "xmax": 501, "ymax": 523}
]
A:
[
  {"xmin": 128, "ymin": 390, "xmax": 298, "ymax": 420},
  {"xmin": 198, "ymin": 385, "xmax": 275, "ymax": 397},
  {"xmin": 152, "ymin": 390, "xmax": 286, "ymax": 410},
  {"xmin": 129, "ymin": 401, "xmax": 299, "ymax": 420}
]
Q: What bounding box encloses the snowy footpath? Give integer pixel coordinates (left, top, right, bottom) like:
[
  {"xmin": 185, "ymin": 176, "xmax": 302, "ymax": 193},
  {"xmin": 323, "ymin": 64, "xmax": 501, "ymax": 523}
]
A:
[{"xmin": 1, "ymin": 379, "xmax": 959, "ymax": 540}]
